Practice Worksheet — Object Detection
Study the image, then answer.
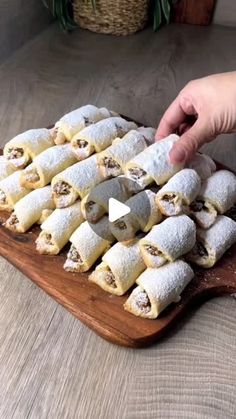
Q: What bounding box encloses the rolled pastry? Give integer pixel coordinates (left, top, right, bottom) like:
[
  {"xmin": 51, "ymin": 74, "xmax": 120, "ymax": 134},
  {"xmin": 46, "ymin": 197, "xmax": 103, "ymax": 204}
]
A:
[
  {"xmin": 109, "ymin": 190, "xmax": 163, "ymax": 242},
  {"xmin": 52, "ymin": 105, "xmax": 116, "ymax": 144},
  {"xmin": 36, "ymin": 201, "xmax": 84, "ymax": 255},
  {"xmin": 0, "ymin": 156, "xmax": 16, "ymax": 181},
  {"xmin": 71, "ymin": 117, "xmax": 137, "ymax": 160},
  {"xmin": 124, "ymin": 260, "xmax": 194, "ymax": 319},
  {"xmin": 52, "ymin": 155, "xmax": 104, "ymax": 208},
  {"xmin": 81, "ymin": 177, "xmax": 132, "ymax": 223},
  {"xmin": 124, "ymin": 134, "xmax": 183, "ymax": 190},
  {"xmin": 20, "ymin": 144, "xmax": 77, "ymax": 189},
  {"xmin": 187, "ymin": 152, "xmax": 216, "ymax": 180},
  {"xmin": 139, "ymin": 215, "xmax": 196, "ymax": 268},
  {"xmin": 0, "ymin": 171, "xmax": 30, "ymax": 212},
  {"xmin": 189, "ymin": 170, "xmax": 236, "ymax": 229},
  {"xmin": 4, "ymin": 129, "xmax": 53, "ymax": 169},
  {"xmin": 97, "ymin": 128, "xmax": 154, "ymax": 178},
  {"xmin": 37, "ymin": 209, "xmax": 54, "ymax": 225},
  {"xmin": 137, "ymin": 127, "xmax": 156, "ymax": 146},
  {"xmin": 64, "ymin": 217, "xmax": 114, "ymax": 272},
  {"xmin": 5, "ymin": 186, "xmax": 55, "ymax": 233},
  {"xmin": 89, "ymin": 240, "xmax": 146, "ymax": 296},
  {"xmin": 186, "ymin": 215, "xmax": 236, "ymax": 268},
  {"xmin": 156, "ymin": 169, "xmax": 201, "ymax": 216}
]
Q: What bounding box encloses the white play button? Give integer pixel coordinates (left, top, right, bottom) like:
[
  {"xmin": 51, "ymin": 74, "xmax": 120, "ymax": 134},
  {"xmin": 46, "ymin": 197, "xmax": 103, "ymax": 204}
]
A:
[{"xmin": 108, "ymin": 197, "xmax": 131, "ymax": 223}]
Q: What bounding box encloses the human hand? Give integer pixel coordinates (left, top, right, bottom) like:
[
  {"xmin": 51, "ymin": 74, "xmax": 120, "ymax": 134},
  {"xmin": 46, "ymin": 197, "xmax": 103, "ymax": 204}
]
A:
[{"xmin": 156, "ymin": 72, "xmax": 236, "ymax": 164}]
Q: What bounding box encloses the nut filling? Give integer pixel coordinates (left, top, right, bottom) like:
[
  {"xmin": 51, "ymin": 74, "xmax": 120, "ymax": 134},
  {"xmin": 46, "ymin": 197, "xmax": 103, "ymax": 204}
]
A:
[
  {"xmin": 44, "ymin": 233, "xmax": 53, "ymax": 246},
  {"xmin": 83, "ymin": 116, "xmax": 90, "ymax": 126},
  {"xmin": 103, "ymin": 157, "xmax": 121, "ymax": 170},
  {"xmin": 76, "ymin": 139, "xmax": 89, "ymax": 148},
  {"xmin": 7, "ymin": 147, "xmax": 24, "ymax": 160},
  {"xmin": 190, "ymin": 200, "xmax": 207, "ymax": 212},
  {"xmin": 24, "ymin": 169, "xmax": 40, "ymax": 183},
  {"xmin": 7, "ymin": 213, "xmax": 19, "ymax": 227},
  {"xmin": 113, "ymin": 220, "xmax": 127, "ymax": 230},
  {"xmin": 144, "ymin": 245, "xmax": 163, "ymax": 257},
  {"xmin": 128, "ymin": 167, "xmax": 147, "ymax": 180},
  {"xmin": 0, "ymin": 189, "xmax": 7, "ymax": 204},
  {"xmin": 136, "ymin": 290, "xmax": 151, "ymax": 313},
  {"xmin": 104, "ymin": 270, "xmax": 117, "ymax": 288},
  {"xmin": 53, "ymin": 181, "xmax": 71, "ymax": 196},
  {"xmin": 68, "ymin": 245, "xmax": 83, "ymax": 263},
  {"xmin": 85, "ymin": 201, "xmax": 95, "ymax": 213},
  {"xmin": 196, "ymin": 241, "xmax": 208, "ymax": 258},
  {"xmin": 162, "ymin": 194, "xmax": 176, "ymax": 203}
]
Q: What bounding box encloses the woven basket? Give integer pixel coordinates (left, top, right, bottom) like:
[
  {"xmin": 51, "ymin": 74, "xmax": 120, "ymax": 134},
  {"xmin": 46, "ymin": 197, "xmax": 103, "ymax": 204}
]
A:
[{"xmin": 73, "ymin": 0, "xmax": 150, "ymax": 36}]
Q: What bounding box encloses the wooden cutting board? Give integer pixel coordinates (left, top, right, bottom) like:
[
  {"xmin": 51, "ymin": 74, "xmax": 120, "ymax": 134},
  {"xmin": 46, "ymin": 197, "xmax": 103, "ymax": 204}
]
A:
[{"xmin": 0, "ymin": 153, "xmax": 236, "ymax": 348}]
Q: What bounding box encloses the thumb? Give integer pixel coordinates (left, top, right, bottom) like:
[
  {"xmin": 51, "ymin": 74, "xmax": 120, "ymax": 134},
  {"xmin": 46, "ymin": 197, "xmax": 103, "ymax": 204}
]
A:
[{"xmin": 169, "ymin": 120, "xmax": 211, "ymax": 164}]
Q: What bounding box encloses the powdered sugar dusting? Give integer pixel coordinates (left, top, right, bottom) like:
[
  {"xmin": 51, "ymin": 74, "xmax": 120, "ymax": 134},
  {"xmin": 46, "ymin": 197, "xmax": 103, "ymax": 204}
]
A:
[
  {"xmin": 125, "ymin": 134, "xmax": 183, "ymax": 185},
  {"xmin": 140, "ymin": 215, "xmax": 196, "ymax": 261},
  {"xmin": 137, "ymin": 261, "xmax": 194, "ymax": 302},
  {"xmin": 157, "ymin": 169, "xmax": 201, "ymax": 204},
  {"xmin": 199, "ymin": 170, "xmax": 236, "ymax": 213},
  {"xmin": 187, "ymin": 153, "xmax": 216, "ymax": 180},
  {"xmin": 4, "ymin": 128, "xmax": 53, "ymax": 157},
  {"xmin": 0, "ymin": 157, "xmax": 16, "ymax": 181},
  {"xmin": 73, "ymin": 117, "xmax": 137, "ymax": 151},
  {"xmin": 197, "ymin": 215, "xmax": 236, "ymax": 259}
]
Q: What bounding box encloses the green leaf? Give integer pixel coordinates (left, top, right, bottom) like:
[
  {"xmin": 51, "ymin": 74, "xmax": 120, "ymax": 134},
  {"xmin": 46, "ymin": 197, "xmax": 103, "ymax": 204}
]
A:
[
  {"xmin": 161, "ymin": 0, "xmax": 171, "ymax": 23},
  {"xmin": 91, "ymin": 0, "xmax": 97, "ymax": 11},
  {"xmin": 153, "ymin": 0, "xmax": 162, "ymax": 31}
]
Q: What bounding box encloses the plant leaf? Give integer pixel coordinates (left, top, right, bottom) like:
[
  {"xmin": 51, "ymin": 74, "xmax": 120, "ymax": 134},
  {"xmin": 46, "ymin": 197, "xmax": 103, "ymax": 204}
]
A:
[
  {"xmin": 153, "ymin": 0, "xmax": 162, "ymax": 31},
  {"xmin": 91, "ymin": 0, "xmax": 97, "ymax": 11},
  {"xmin": 161, "ymin": 0, "xmax": 171, "ymax": 23}
]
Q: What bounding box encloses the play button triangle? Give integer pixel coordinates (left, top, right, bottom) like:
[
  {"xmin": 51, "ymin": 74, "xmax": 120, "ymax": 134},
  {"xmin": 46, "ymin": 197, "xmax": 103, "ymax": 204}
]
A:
[{"xmin": 108, "ymin": 198, "xmax": 131, "ymax": 223}]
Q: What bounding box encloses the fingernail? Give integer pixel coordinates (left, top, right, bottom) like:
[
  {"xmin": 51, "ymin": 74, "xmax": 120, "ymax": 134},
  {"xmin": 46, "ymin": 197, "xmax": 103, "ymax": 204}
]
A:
[{"xmin": 169, "ymin": 147, "xmax": 186, "ymax": 164}]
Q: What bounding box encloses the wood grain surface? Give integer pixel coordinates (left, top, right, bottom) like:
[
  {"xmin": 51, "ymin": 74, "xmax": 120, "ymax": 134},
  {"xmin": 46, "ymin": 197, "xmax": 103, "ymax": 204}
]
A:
[
  {"xmin": 0, "ymin": 23, "xmax": 236, "ymax": 419},
  {"xmin": 0, "ymin": 159, "xmax": 236, "ymax": 348}
]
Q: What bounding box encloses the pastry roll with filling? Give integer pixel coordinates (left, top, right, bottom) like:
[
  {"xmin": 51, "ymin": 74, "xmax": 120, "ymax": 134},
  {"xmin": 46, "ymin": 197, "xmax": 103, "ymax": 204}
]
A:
[
  {"xmin": 137, "ymin": 127, "xmax": 156, "ymax": 145},
  {"xmin": 186, "ymin": 215, "xmax": 236, "ymax": 268},
  {"xmin": 5, "ymin": 186, "xmax": 55, "ymax": 233},
  {"xmin": 4, "ymin": 129, "xmax": 54, "ymax": 169},
  {"xmin": 186, "ymin": 152, "xmax": 216, "ymax": 180},
  {"xmin": 36, "ymin": 201, "xmax": 84, "ymax": 255},
  {"xmin": 0, "ymin": 171, "xmax": 30, "ymax": 212},
  {"xmin": 89, "ymin": 240, "xmax": 146, "ymax": 296},
  {"xmin": 189, "ymin": 170, "xmax": 236, "ymax": 229},
  {"xmin": 124, "ymin": 134, "xmax": 183, "ymax": 190},
  {"xmin": 156, "ymin": 169, "xmax": 201, "ymax": 216},
  {"xmin": 124, "ymin": 260, "xmax": 194, "ymax": 319},
  {"xmin": 20, "ymin": 144, "xmax": 77, "ymax": 189},
  {"xmin": 0, "ymin": 156, "xmax": 16, "ymax": 181},
  {"xmin": 71, "ymin": 117, "xmax": 137, "ymax": 160},
  {"xmin": 97, "ymin": 128, "xmax": 154, "ymax": 178},
  {"xmin": 64, "ymin": 217, "xmax": 114, "ymax": 272},
  {"xmin": 139, "ymin": 215, "xmax": 196, "ymax": 268},
  {"xmin": 81, "ymin": 177, "xmax": 132, "ymax": 223},
  {"xmin": 52, "ymin": 155, "xmax": 104, "ymax": 208},
  {"xmin": 52, "ymin": 105, "xmax": 116, "ymax": 145},
  {"xmin": 109, "ymin": 190, "xmax": 163, "ymax": 242}
]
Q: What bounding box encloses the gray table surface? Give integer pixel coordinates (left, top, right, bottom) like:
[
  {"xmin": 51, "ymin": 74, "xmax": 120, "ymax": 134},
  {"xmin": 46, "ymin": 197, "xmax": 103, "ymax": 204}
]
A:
[{"xmin": 0, "ymin": 23, "xmax": 236, "ymax": 419}]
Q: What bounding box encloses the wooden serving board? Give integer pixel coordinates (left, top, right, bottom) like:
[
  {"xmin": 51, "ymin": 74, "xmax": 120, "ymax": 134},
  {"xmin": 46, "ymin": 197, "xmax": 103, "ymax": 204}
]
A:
[{"xmin": 0, "ymin": 154, "xmax": 236, "ymax": 348}]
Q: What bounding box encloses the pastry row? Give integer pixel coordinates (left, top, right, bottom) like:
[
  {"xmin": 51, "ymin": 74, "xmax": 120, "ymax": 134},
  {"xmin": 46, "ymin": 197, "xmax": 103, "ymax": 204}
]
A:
[
  {"xmin": 3, "ymin": 179, "xmax": 236, "ymax": 319},
  {"xmin": 0, "ymin": 131, "xmax": 219, "ymax": 218}
]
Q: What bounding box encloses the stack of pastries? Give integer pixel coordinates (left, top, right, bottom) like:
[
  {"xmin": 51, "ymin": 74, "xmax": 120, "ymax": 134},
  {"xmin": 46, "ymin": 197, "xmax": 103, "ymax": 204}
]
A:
[{"xmin": 1, "ymin": 104, "xmax": 236, "ymax": 320}]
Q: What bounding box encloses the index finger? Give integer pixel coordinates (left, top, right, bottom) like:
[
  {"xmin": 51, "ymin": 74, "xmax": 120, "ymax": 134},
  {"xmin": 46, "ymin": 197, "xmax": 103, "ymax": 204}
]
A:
[{"xmin": 155, "ymin": 97, "xmax": 186, "ymax": 141}]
